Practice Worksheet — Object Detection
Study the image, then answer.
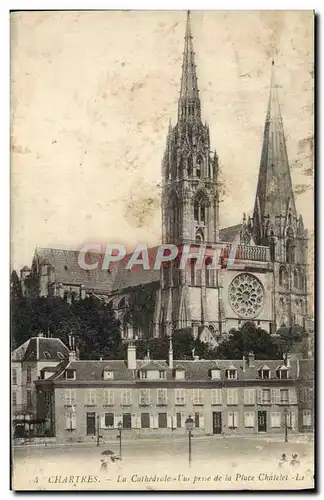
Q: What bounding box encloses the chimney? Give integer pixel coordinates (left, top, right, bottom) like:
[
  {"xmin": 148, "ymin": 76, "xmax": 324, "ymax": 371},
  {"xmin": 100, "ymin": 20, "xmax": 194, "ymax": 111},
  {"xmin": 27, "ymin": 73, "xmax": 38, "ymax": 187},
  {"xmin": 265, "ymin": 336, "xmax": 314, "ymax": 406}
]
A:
[
  {"xmin": 69, "ymin": 350, "xmax": 77, "ymax": 362},
  {"xmin": 248, "ymin": 351, "xmax": 255, "ymax": 368},
  {"xmin": 168, "ymin": 336, "xmax": 173, "ymax": 369},
  {"xmin": 284, "ymin": 353, "xmax": 291, "ymax": 368},
  {"xmin": 144, "ymin": 350, "xmax": 150, "ymax": 362},
  {"xmin": 127, "ymin": 343, "xmax": 136, "ymax": 370},
  {"xmin": 242, "ymin": 355, "xmax": 246, "ymax": 372}
]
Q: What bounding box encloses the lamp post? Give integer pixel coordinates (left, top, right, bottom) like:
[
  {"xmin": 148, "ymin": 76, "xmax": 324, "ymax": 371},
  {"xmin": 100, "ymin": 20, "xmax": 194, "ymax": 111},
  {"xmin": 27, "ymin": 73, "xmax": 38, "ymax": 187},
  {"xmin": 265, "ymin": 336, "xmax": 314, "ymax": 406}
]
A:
[
  {"xmin": 116, "ymin": 421, "xmax": 122, "ymax": 459},
  {"xmin": 96, "ymin": 414, "xmax": 100, "ymax": 447},
  {"xmin": 185, "ymin": 415, "xmax": 194, "ymax": 468},
  {"xmin": 284, "ymin": 408, "xmax": 288, "ymax": 443}
]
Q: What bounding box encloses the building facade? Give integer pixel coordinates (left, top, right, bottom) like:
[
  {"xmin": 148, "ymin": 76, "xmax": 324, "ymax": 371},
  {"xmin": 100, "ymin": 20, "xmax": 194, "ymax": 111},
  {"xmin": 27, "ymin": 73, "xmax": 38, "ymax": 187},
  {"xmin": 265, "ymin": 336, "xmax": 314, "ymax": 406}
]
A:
[
  {"xmin": 34, "ymin": 343, "xmax": 313, "ymax": 442},
  {"xmin": 11, "ymin": 335, "xmax": 70, "ymax": 437},
  {"xmin": 19, "ymin": 11, "xmax": 309, "ymax": 342}
]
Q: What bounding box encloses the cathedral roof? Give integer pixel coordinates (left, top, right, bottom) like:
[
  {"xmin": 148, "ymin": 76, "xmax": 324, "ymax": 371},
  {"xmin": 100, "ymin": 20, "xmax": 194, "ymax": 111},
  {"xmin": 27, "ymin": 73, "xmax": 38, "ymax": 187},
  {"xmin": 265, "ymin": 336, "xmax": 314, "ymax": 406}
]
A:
[
  {"xmin": 219, "ymin": 224, "xmax": 241, "ymax": 242},
  {"xmin": 32, "ymin": 247, "xmax": 160, "ymax": 295},
  {"xmin": 253, "ymin": 61, "xmax": 297, "ymax": 229}
]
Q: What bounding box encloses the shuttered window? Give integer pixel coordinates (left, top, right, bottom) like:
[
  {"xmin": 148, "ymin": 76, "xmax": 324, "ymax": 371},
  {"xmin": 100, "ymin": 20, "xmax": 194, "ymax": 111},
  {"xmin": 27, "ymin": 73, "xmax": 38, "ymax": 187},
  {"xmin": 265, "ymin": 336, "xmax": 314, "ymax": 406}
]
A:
[
  {"xmin": 193, "ymin": 389, "xmax": 204, "ymax": 405},
  {"xmin": 157, "ymin": 389, "xmax": 167, "ymax": 406},
  {"xmin": 64, "ymin": 389, "xmax": 76, "ymax": 406},
  {"xmin": 104, "ymin": 413, "xmax": 114, "ymax": 428},
  {"xmin": 139, "ymin": 389, "xmax": 150, "ymax": 406},
  {"xmin": 175, "ymin": 389, "xmax": 186, "ymax": 405},
  {"xmin": 211, "ymin": 389, "xmax": 222, "ymax": 405},
  {"xmin": 243, "ymin": 389, "xmax": 255, "ymax": 405},
  {"xmin": 65, "ymin": 412, "xmax": 76, "ymax": 430},
  {"xmin": 226, "ymin": 388, "xmax": 238, "ymax": 405},
  {"xmin": 121, "ymin": 389, "xmax": 131, "ymax": 406},
  {"xmin": 228, "ymin": 412, "xmax": 238, "ymax": 428},
  {"xmin": 244, "ymin": 412, "xmax": 255, "ymax": 427},
  {"xmin": 302, "ymin": 410, "xmax": 312, "ymax": 427},
  {"xmin": 85, "ymin": 389, "xmax": 96, "ymax": 406},
  {"xmin": 270, "ymin": 412, "xmax": 281, "ymax": 428},
  {"xmin": 103, "ymin": 390, "xmax": 114, "ymax": 406}
]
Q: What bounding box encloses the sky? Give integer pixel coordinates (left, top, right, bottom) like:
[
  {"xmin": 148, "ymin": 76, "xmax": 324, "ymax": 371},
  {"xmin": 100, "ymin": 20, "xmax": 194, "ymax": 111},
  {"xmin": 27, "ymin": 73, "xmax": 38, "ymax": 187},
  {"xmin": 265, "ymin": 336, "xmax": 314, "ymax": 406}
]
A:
[{"xmin": 10, "ymin": 10, "xmax": 314, "ymax": 271}]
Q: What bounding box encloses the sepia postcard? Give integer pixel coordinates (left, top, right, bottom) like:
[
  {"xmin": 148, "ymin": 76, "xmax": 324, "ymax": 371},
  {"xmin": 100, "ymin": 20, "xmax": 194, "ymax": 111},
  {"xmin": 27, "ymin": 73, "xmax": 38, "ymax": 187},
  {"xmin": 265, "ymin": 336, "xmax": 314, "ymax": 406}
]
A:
[{"xmin": 10, "ymin": 10, "xmax": 315, "ymax": 491}]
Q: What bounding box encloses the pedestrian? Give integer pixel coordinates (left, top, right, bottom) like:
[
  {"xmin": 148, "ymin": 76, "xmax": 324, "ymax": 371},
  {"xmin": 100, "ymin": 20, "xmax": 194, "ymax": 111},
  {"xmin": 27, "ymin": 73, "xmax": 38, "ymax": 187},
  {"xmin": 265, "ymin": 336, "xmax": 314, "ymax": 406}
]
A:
[
  {"xmin": 290, "ymin": 454, "xmax": 300, "ymax": 467},
  {"xmin": 100, "ymin": 459, "xmax": 108, "ymax": 471},
  {"xmin": 278, "ymin": 453, "xmax": 287, "ymax": 468}
]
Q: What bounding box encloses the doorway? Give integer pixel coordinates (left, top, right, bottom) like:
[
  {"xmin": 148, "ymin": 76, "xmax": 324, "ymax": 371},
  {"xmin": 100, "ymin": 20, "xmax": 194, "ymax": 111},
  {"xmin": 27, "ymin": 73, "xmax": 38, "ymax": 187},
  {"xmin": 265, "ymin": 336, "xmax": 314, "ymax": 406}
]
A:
[
  {"xmin": 213, "ymin": 412, "xmax": 222, "ymax": 434},
  {"xmin": 258, "ymin": 411, "xmax": 267, "ymax": 432},
  {"xmin": 86, "ymin": 412, "xmax": 96, "ymax": 436}
]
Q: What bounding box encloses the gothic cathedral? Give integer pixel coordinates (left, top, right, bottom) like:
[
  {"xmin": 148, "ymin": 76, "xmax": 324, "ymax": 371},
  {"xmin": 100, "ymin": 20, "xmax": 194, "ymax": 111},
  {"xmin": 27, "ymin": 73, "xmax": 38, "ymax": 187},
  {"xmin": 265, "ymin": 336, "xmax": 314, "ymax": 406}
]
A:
[{"xmin": 153, "ymin": 12, "xmax": 308, "ymax": 342}]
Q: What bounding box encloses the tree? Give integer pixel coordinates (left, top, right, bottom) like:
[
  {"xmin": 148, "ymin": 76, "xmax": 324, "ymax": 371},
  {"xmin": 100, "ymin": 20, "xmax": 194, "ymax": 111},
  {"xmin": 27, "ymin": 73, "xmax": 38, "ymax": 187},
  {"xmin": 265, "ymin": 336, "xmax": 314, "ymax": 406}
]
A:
[
  {"xmin": 216, "ymin": 324, "xmax": 280, "ymax": 360},
  {"xmin": 123, "ymin": 283, "xmax": 159, "ymax": 339},
  {"xmin": 10, "ymin": 271, "xmax": 22, "ymax": 300},
  {"xmin": 274, "ymin": 326, "xmax": 308, "ymax": 357},
  {"xmin": 11, "ymin": 289, "xmax": 122, "ymax": 360}
]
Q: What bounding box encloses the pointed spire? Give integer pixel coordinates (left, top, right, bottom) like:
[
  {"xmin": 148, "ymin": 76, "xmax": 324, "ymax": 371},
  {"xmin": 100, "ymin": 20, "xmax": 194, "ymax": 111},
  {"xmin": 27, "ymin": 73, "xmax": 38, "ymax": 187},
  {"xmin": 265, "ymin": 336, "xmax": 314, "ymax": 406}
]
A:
[
  {"xmin": 178, "ymin": 11, "xmax": 201, "ymax": 123},
  {"xmin": 253, "ymin": 59, "xmax": 297, "ymax": 242}
]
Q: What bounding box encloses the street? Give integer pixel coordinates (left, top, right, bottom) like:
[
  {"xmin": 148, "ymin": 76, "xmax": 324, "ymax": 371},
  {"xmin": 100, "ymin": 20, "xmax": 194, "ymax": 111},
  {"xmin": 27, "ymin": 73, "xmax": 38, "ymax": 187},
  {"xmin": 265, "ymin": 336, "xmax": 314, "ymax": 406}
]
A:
[{"xmin": 12, "ymin": 435, "xmax": 314, "ymax": 491}]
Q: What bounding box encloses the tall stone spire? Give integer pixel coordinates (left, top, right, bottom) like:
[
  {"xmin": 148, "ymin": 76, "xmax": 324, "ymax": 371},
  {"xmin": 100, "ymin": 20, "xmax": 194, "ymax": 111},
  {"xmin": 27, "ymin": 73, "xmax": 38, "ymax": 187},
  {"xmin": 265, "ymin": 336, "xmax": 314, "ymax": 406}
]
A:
[
  {"xmin": 178, "ymin": 11, "xmax": 201, "ymax": 123},
  {"xmin": 253, "ymin": 60, "xmax": 297, "ymax": 242}
]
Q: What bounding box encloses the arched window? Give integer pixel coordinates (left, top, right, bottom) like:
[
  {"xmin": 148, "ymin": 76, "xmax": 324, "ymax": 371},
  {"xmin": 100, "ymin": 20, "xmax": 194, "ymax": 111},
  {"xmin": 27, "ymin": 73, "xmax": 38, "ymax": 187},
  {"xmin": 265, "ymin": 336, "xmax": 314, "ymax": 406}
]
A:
[
  {"xmin": 286, "ymin": 227, "xmax": 295, "ymax": 264},
  {"xmin": 193, "ymin": 192, "xmax": 207, "ymax": 225},
  {"xmin": 195, "ymin": 229, "xmax": 204, "ymax": 243},
  {"xmin": 187, "ymin": 156, "xmax": 193, "ymax": 177},
  {"xmin": 196, "ymin": 156, "xmax": 203, "ymax": 178},
  {"xmin": 205, "ymin": 258, "xmax": 212, "ymax": 287},
  {"xmin": 190, "ymin": 260, "xmax": 196, "ymax": 286},
  {"xmin": 294, "ymin": 269, "xmax": 299, "ymax": 289},
  {"xmin": 279, "ymin": 266, "xmax": 289, "ymax": 289},
  {"xmin": 119, "ymin": 297, "xmax": 127, "ymax": 309},
  {"xmin": 172, "ymin": 193, "xmax": 181, "ymax": 242},
  {"xmin": 299, "ymin": 271, "xmax": 305, "ymax": 291}
]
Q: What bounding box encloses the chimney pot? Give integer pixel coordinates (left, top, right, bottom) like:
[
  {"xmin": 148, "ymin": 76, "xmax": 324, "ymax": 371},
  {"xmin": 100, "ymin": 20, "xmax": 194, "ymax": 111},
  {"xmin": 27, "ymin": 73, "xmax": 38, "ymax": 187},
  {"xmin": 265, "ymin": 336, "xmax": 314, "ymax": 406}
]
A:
[
  {"xmin": 248, "ymin": 351, "xmax": 255, "ymax": 368},
  {"xmin": 127, "ymin": 343, "xmax": 137, "ymax": 370}
]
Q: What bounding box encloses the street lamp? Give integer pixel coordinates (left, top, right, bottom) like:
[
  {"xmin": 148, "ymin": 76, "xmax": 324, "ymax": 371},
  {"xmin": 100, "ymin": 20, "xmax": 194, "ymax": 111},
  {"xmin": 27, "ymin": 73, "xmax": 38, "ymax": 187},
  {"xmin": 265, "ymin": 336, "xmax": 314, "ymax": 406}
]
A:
[
  {"xmin": 185, "ymin": 415, "xmax": 194, "ymax": 468},
  {"xmin": 96, "ymin": 414, "xmax": 101, "ymax": 447},
  {"xmin": 284, "ymin": 408, "xmax": 289, "ymax": 443},
  {"xmin": 116, "ymin": 421, "xmax": 123, "ymax": 459}
]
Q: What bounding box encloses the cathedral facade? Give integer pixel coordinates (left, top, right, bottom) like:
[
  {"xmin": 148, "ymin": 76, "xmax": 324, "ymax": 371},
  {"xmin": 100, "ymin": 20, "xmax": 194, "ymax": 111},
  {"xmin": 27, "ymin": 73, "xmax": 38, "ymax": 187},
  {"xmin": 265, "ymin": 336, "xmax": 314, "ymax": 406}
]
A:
[{"xmin": 20, "ymin": 12, "xmax": 309, "ymax": 344}]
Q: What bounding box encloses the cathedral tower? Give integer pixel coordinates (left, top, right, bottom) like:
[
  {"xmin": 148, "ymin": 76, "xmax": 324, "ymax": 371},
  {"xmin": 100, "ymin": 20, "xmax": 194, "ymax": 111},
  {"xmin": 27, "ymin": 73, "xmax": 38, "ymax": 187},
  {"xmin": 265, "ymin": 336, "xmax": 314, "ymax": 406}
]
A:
[
  {"xmin": 161, "ymin": 11, "xmax": 220, "ymax": 246},
  {"xmin": 252, "ymin": 60, "xmax": 308, "ymax": 329},
  {"xmin": 154, "ymin": 12, "xmax": 222, "ymax": 339}
]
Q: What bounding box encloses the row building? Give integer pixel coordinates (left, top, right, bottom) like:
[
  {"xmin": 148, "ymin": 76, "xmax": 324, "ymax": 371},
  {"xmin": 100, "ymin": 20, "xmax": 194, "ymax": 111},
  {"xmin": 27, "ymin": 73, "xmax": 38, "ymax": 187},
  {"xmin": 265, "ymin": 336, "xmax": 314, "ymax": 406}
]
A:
[{"xmin": 11, "ymin": 336, "xmax": 314, "ymax": 442}]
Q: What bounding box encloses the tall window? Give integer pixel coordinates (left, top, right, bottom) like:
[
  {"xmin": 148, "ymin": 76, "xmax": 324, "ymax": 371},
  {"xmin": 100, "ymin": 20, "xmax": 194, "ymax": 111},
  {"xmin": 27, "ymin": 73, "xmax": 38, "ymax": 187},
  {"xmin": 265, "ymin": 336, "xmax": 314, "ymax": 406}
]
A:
[
  {"xmin": 26, "ymin": 367, "xmax": 32, "ymax": 383},
  {"xmin": 294, "ymin": 269, "xmax": 299, "ymax": 289},
  {"xmin": 193, "ymin": 192, "xmax": 207, "ymax": 225},
  {"xmin": 172, "ymin": 194, "xmax": 181, "ymax": 242},
  {"xmin": 196, "ymin": 156, "xmax": 203, "ymax": 178},
  {"xmin": 286, "ymin": 228, "xmax": 295, "ymax": 264},
  {"xmin": 27, "ymin": 390, "xmax": 32, "ymax": 408},
  {"xmin": 190, "ymin": 261, "xmax": 196, "ymax": 285},
  {"xmin": 205, "ymin": 258, "xmax": 212, "ymax": 287},
  {"xmin": 12, "ymin": 369, "xmax": 17, "ymax": 385},
  {"xmin": 279, "ymin": 266, "xmax": 289, "ymax": 289}
]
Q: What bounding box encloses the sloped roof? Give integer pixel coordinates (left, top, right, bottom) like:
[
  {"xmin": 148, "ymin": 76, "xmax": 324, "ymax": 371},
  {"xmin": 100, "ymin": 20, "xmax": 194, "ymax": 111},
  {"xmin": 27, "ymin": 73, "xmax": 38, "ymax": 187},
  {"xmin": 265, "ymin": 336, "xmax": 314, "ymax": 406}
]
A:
[
  {"xmin": 40, "ymin": 357, "xmax": 299, "ymax": 383},
  {"xmin": 12, "ymin": 337, "xmax": 70, "ymax": 362},
  {"xmin": 32, "ymin": 247, "xmax": 160, "ymax": 294},
  {"xmin": 219, "ymin": 224, "xmax": 241, "ymax": 243}
]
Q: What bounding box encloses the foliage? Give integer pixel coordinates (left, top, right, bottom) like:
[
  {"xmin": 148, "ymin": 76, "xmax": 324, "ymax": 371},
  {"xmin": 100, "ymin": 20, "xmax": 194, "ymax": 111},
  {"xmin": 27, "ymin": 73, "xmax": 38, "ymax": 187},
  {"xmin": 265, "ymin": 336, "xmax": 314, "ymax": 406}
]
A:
[
  {"xmin": 216, "ymin": 324, "xmax": 280, "ymax": 360},
  {"xmin": 123, "ymin": 282, "xmax": 159, "ymax": 339},
  {"xmin": 11, "ymin": 286, "xmax": 122, "ymax": 359}
]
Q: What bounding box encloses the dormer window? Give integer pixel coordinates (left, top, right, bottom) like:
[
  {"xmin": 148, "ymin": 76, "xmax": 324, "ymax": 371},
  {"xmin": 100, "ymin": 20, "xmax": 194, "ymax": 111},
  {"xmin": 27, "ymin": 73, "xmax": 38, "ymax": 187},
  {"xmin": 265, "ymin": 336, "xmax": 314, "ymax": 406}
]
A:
[
  {"xmin": 211, "ymin": 368, "xmax": 221, "ymax": 380},
  {"xmin": 65, "ymin": 369, "xmax": 76, "ymax": 380},
  {"xmin": 259, "ymin": 365, "xmax": 271, "ymax": 379},
  {"xmin": 103, "ymin": 370, "xmax": 114, "ymax": 380},
  {"xmin": 226, "ymin": 368, "xmax": 237, "ymax": 380},
  {"xmin": 175, "ymin": 369, "xmax": 185, "ymax": 380},
  {"xmin": 43, "ymin": 351, "xmax": 51, "ymax": 359},
  {"xmin": 159, "ymin": 370, "xmax": 166, "ymax": 379},
  {"xmin": 140, "ymin": 370, "xmax": 148, "ymax": 380},
  {"xmin": 276, "ymin": 366, "xmax": 289, "ymax": 380}
]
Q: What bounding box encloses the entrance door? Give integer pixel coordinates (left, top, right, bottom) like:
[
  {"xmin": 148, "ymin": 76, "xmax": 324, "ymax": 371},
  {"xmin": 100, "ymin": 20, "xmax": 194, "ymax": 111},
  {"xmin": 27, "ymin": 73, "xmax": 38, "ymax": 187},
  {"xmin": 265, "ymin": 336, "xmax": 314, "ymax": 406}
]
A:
[
  {"xmin": 258, "ymin": 411, "xmax": 267, "ymax": 432},
  {"xmin": 123, "ymin": 413, "xmax": 132, "ymax": 429},
  {"xmin": 213, "ymin": 412, "xmax": 222, "ymax": 434},
  {"xmin": 86, "ymin": 412, "xmax": 96, "ymax": 436}
]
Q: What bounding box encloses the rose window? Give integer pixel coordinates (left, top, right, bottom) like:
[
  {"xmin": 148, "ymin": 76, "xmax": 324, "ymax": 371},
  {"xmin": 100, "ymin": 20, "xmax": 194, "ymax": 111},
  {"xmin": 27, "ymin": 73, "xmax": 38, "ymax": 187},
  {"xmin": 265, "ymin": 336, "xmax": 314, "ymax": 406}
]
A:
[{"xmin": 228, "ymin": 273, "xmax": 264, "ymax": 318}]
